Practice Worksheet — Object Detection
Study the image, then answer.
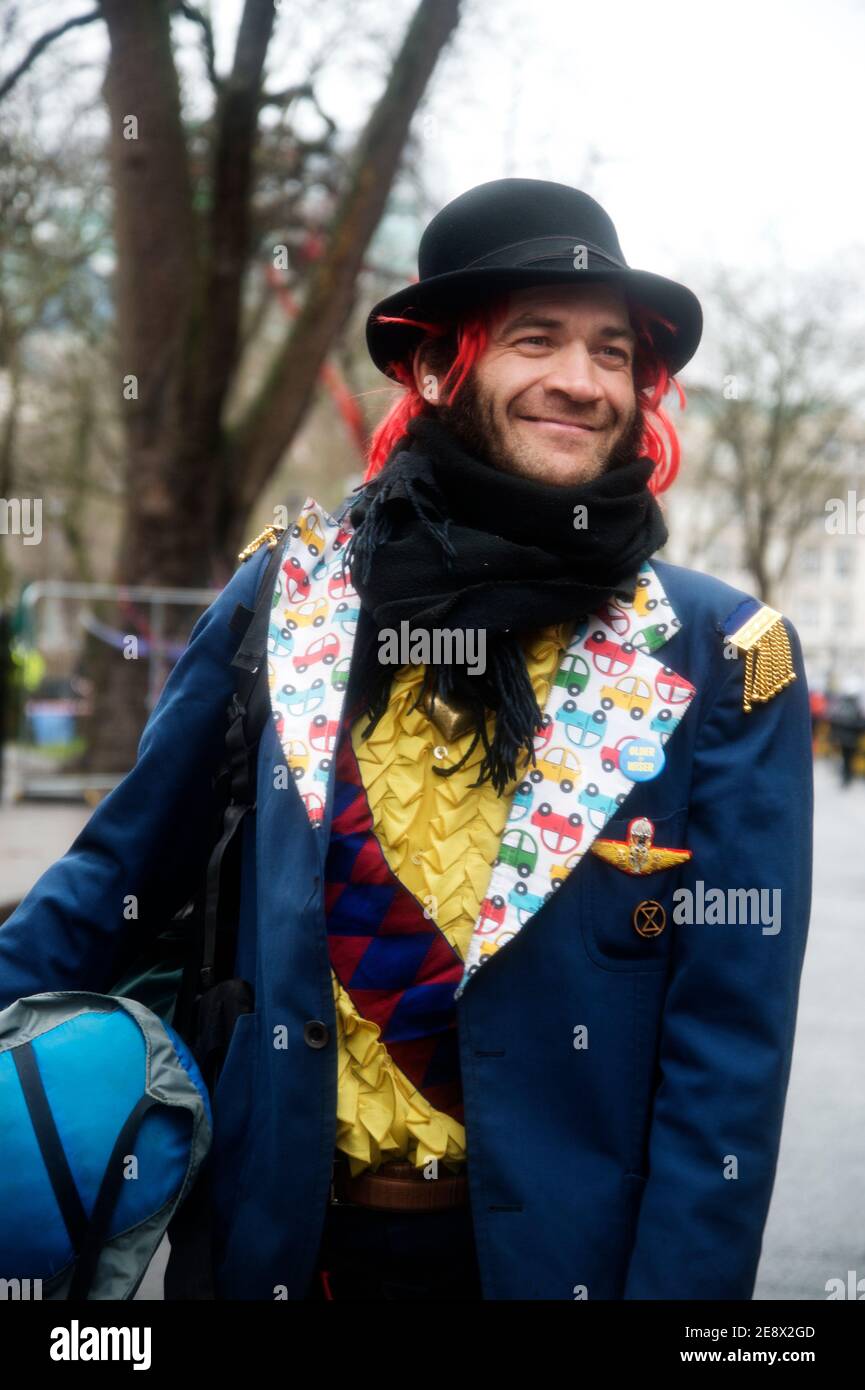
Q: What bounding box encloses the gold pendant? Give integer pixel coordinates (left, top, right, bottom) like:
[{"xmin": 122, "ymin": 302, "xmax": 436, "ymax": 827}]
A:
[{"xmin": 419, "ymin": 687, "xmax": 476, "ymax": 741}]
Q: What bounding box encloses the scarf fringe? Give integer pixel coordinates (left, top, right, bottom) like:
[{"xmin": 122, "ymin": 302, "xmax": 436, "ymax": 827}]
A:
[{"xmin": 344, "ymin": 461, "xmax": 457, "ymax": 588}]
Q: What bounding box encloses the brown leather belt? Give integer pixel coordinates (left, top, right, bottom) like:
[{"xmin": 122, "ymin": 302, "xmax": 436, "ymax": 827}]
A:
[{"xmin": 332, "ymin": 1156, "xmax": 469, "ymax": 1212}]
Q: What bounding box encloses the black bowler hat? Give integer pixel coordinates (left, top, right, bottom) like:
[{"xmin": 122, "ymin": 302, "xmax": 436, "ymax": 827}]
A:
[{"xmin": 366, "ymin": 178, "xmax": 702, "ymax": 377}]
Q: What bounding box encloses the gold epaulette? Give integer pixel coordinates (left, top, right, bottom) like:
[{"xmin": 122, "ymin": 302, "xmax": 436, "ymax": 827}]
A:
[
  {"xmin": 723, "ymin": 600, "xmax": 796, "ymax": 713},
  {"xmin": 237, "ymin": 524, "xmax": 287, "ymax": 563}
]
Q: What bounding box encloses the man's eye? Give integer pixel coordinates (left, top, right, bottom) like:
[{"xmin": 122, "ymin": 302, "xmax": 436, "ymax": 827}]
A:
[
  {"xmin": 601, "ymin": 346, "xmax": 629, "ymax": 361},
  {"xmin": 515, "ymin": 335, "xmax": 551, "ymax": 347}
]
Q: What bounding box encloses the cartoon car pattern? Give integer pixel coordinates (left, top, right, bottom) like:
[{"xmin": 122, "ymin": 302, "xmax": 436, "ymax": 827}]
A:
[
  {"xmin": 630, "ymin": 622, "xmax": 669, "ymax": 653},
  {"xmin": 601, "ymin": 734, "xmax": 636, "ymax": 774},
  {"xmin": 266, "ymin": 500, "xmax": 697, "ymax": 989},
  {"xmin": 650, "ymin": 708, "xmax": 681, "ymax": 743},
  {"xmin": 529, "ymin": 745, "xmax": 581, "ymax": 793},
  {"xmin": 284, "ymin": 597, "xmax": 327, "ymax": 630},
  {"xmin": 508, "ymin": 881, "xmax": 550, "ymax": 924},
  {"xmin": 478, "ymin": 894, "xmax": 506, "ymax": 933},
  {"xmin": 553, "ymin": 652, "xmax": 590, "ymax": 697},
  {"xmin": 530, "ymin": 803, "xmax": 583, "ymax": 854},
  {"xmin": 279, "ymin": 680, "xmax": 326, "ymax": 717},
  {"xmin": 293, "ymin": 633, "xmax": 339, "ymax": 673},
  {"xmin": 577, "ymin": 782, "xmax": 627, "ymax": 830},
  {"xmin": 630, "ymin": 575, "xmax": 656, "ymax": 618},
  {"xmin": 282, "ymin": 555, "xmax": 310, "ymax": 604},
  {"xmin": 334, "ymin": 601, "xmax": 360, "ymax": 636},
  {"xmin": 533, "ymin": 713, "xmax": 555, "ymax": 755},
  {"xmin": 558, "ymin": 701, "xmax": 607, "ymax": 748},
  {"xmin": 268, "ymin": 622, "xmax": 295, "ymax": 659},
  {"xmin": 584, "ymin": 631, "xmax": 636, "ymax": 677},
  {"xmin": 313, "ymin": 758, "xmax": 332, "ymax": 787},
  {"xmin": 284, "ymin": 738, "xmax": 309, "ymax": 779},
  {"xmin": 599, "ymin": 675, "xmax": 652, "ymax": 720},
  {"xmin": 655, "ymin": 667, "xmax": 693, "ymax": 705},
  {"xmin": 510, "ymin": 781, "xmax": 534, "ymax": 822},
  {"xmin": 309, "ymin": 714, "xmax": 339, "ymax": 754},
  {"xmin": 292, "ymin": 513, "xmax": 326, "ymax": 556},
  {"xmin": 496, "ymin": 829, "xmax": 538, "ymax": 878},
  {"xmin": 593, "ymin": 598, "xmax": 631, "ymax": 636},
  {"xmin": 331, "ymin": 657, "xmax": 351, "ymax": 692},
  {"xmin": 328, "ymin": 570, "xmax": 357, "ymax": 601}
]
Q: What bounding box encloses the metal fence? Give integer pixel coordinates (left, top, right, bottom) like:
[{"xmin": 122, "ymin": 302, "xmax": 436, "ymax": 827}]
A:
[{"xmin": 5, "ymin": 580, "xmax": 220, "ymax": 802}]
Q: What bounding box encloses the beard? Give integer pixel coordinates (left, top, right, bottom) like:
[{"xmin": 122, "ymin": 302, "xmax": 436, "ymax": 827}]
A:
[{"xmin": 436, "ymin": 370, "xmax": 645, "ymax": 481}]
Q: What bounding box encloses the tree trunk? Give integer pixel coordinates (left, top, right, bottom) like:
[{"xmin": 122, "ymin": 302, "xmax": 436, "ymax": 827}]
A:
[
  {"xmin": 224, "ymin": 0, "xmax": 462, "ymax": 562},
  {"xmin": 85, "ymin": 0, "xmax": 461, "ymax": 771},
  {"xmin": 86, "ymin": 0, "xmax": 203, "ymax": 769}
]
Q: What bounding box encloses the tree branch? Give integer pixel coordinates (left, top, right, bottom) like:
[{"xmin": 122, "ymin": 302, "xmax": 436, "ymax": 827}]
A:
[
  {"xmin": 185, "ymin": 0, "xmax": 276, "ymax": 460},
  {"xmin": 227, "ymin": 0, "xmax": 462, "ymax": 532},
  {"xmin": 0, "ymin": 8, "xmax": 101, "ymax": 103},
  {"xmin": 176, "ymin": 1, "xmax": 223, "ymax": 94}
]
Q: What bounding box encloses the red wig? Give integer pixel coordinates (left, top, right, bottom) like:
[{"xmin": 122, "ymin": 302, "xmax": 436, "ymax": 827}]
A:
[{"xmin": 365, "ymin": 293, "xmax": 686, "ymax": 493}]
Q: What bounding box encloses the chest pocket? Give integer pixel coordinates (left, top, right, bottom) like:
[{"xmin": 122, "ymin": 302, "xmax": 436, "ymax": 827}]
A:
[{"xmin": 580, "ymin": 806, "xmax": 690, "ymax": 972}]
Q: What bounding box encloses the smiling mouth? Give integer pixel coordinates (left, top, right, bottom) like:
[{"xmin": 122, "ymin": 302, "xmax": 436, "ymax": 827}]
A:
[{"xmin": 518, "ymin": 416, "xmax": 601, "ymax": 433}]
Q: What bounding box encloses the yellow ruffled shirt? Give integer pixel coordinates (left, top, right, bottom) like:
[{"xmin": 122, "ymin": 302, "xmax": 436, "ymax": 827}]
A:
[{"xmin": 333, "ymin": 620, "xmax": 574, "ymax": 1176}]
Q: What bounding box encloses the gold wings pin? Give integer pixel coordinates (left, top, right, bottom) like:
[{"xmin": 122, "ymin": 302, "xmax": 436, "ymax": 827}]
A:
[{"xmin": 590, "ymin": 816, "xmax": 692, "ymax": 875}]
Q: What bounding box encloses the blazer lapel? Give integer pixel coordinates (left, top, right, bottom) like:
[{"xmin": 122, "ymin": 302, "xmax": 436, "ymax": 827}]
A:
[
  {"xmin": 267, "ymin": 498, "xmax": 358, "ymax": 843},
  {"xmin": 454, "ymin": 562, "xmax": 697, "ymax": 996}
]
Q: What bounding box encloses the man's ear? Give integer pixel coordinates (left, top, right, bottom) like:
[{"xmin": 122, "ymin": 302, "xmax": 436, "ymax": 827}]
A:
[{"xmin": 412, "ymin": 342, "xmax": 442, "ymax": 407}]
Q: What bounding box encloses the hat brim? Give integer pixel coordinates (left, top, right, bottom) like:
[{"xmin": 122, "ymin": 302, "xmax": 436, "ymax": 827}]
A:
[{"xmin": 366, "ymin": 265, "xmax": 702, "ymax": 378}]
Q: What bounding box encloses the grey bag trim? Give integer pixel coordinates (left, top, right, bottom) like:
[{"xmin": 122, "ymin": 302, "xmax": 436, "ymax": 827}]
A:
[{"xmin": 0, "ymin": 990, "xmax": 212, "ymax": 1299}]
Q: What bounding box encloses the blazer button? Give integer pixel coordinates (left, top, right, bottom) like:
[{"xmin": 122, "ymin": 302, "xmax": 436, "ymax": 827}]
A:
[{"xmin": 303, "ymin": 1019, "xmax": 330, "ymax": 1049}]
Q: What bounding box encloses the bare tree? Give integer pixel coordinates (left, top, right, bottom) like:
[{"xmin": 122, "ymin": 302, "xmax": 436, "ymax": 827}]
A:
[
  {"xmin": 1, "ymin": 0, "xmax": 463, "ymax": 769},
  {"xmin": 674, "ymin": 266, "xmax": 865, "ymax": 605},
  {"xmin": 0, "ymin": 107, "xmax": 111, "ymax": 606}
]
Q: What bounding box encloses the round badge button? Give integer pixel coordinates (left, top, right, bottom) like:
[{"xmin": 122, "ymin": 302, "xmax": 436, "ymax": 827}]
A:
[
  {"xmin": 619, "ymin": 736, "xmax": 665, "ymax": 782},
  {"xmin": 633, "ymin": 899, "xmax": 667, "ymax": 938}
]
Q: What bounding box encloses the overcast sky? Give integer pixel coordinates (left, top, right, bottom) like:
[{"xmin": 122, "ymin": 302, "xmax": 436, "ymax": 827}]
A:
[
  {"xmin": 7, "ymin": 0, "xmax": 865, "ymax": 335},
  {"xmin": 417, "ymin": 0, "xmax": 865, "ymax": 283},
  {"xmin": 254, "ymin": 0, "xmax": 865, "ymax": 292}
]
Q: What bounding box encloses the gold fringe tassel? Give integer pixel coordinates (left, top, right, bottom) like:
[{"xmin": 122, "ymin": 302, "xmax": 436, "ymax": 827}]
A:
[
  {"xmin": 237, "ymin": 524, "xmax": 286, "ymax": 562},
  {"xmin": 740, "ymin": 616, "xmax": 796, "ymax": 713}
]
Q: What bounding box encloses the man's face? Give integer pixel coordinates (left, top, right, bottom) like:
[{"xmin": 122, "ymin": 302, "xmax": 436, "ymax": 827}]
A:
[{"xmin": 417, "ymin": 283, "xmax": 642, "ymax": 485}]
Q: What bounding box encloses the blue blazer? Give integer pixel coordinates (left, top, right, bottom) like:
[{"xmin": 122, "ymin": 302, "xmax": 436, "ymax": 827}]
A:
[{"xmin": 0, "ymin": 496, "xmax": 814, "ymax": 1300}]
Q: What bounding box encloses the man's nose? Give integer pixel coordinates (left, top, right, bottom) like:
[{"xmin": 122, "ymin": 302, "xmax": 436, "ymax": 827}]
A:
[{"xmin": 540, "ymin": 343, "xmax": 605, "ymax": 402}]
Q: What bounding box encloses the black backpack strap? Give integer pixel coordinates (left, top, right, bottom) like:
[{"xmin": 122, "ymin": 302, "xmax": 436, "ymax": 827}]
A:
[
  {"xmin": 12, "ymin": 1042, "xmax": 90, "ymax": 1253},
  {"xmin": 13, "ymin": 1039, "xmax": 163, "ymax": 1300},
  {"xmin": 67, "ymin": 1093, "xmax": 164, "ymax": 1300},
  {"xmin": 165, "ymin": 531, "xmax": 288, "ymax": 1302},
  {"xmin": 198, "ymin": 533, "xmax": 288, "ymax": 996},
  {"xmin": 162, "ymin": 1151, "xmax": 217, "ymax": 1301},
  {"xmin": 172, "ymin": 535, "xmax": 287, "ymax": 1043}
]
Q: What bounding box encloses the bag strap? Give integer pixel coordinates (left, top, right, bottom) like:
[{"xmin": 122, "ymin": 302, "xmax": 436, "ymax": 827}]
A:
[
  {"xmin": 12, "ymin": 1042, "xmax": 90, "ymax": 1253},
  {"xmin": 67, "ymin": 1093, "xmax": 163, "ymax": 1300},
  {"xmin": 166, "ymin": 535, "xmax": 289, "ymax": 1302},
  {"xmin": 13, "ymin": 1038, "xmax": 163, "ymax": 1300},
  {"xmin": 198, "ymin": 532, "xmax": 288, "ymax": 995}
]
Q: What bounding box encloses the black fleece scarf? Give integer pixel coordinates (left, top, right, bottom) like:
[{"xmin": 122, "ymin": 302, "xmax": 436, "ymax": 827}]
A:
[{"xmin": 341, "ymin": 413, "xmax": 667, "ymax": 794}]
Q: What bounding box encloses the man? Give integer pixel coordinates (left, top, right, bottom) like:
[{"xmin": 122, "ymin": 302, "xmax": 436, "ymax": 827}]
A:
[
  {"xmin": 0, "ymin": 179, "xmax": 813, "ymax": 1301},
  {"xmin": 828, "ymin": 683, "xmax": 865, "ymax": 786}
]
